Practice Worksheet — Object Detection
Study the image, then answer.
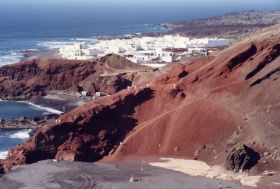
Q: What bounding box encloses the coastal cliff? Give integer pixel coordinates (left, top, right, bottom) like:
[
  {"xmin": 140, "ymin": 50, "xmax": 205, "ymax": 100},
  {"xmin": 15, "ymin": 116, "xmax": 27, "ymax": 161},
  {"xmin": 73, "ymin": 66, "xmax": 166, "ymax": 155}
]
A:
[
  {"xmin": 1, "ymin": 25, "xmax": 280, "ymax": 174},
  {"xmin": 0, "ymin": 54, "xmax": 150, "ymax": 100}
]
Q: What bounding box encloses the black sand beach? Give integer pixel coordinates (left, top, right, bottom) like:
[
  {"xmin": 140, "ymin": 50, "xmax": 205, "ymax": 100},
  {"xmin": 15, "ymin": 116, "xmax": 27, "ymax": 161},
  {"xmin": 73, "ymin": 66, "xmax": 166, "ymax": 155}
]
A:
[{"xmin": 0, "ymin": 160, "xmax": 250, "ymax": 189}]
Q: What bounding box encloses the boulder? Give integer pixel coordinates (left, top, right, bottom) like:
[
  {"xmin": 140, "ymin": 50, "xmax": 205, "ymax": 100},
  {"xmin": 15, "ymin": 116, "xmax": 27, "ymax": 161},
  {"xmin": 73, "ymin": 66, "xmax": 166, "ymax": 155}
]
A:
[{"xmin": 225, "ymin": 143, "xmax": 260, "ymax": 172}]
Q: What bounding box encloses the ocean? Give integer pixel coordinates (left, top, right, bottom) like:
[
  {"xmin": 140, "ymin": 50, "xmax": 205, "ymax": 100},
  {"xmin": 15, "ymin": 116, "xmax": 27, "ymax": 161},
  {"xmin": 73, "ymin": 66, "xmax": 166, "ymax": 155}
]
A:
[
  {"xmin": 0, "ymin": 101, "xmax": 48, "ymax": 120},
  {"xmin": 0, "ymin": 129, "xmax": 31, "ymax": 159}
]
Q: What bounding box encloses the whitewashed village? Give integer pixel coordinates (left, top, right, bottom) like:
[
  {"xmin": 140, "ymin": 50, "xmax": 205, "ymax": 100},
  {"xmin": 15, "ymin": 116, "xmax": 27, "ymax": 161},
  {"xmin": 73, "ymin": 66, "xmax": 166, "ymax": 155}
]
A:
[{"xmin": 58, "ymin": 35, "xmax": 230, "ymax": 68}]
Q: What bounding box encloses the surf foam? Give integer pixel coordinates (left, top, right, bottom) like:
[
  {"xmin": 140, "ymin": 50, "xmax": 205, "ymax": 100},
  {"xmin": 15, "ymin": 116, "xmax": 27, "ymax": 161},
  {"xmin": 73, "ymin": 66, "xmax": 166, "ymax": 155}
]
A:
[
  {"xmin": 0, "ymin": 151, "xmax": 8, "ymax": 160},
  {"xmin": 20, "ymin": 101, "xmax": 63, "ymax": 115},
  {"xmin": 0, "ymin": 51, "xmax": 23, "ymax": 66},
  {"xmin": 9, "ymin": 129, "xmax": 31, "ymax": 139}
]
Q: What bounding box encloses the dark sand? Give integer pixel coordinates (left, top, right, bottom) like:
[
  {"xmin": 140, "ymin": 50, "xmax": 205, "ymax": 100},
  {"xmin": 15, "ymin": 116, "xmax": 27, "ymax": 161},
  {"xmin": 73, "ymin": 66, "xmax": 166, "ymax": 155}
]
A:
[
  {"xmin": 0, "ymin": 160, "xmax": 251, "ymax": 189},
  {"xmin": 31, "ymin": 93, "xmax": 93, "ymax": 113}
]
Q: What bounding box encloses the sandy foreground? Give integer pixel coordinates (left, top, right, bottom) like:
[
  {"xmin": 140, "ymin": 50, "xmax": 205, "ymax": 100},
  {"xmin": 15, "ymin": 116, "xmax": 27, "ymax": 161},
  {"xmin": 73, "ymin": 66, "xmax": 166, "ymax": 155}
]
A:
[
  {"xmin": 0, "ymin": 160, "xmax": 250, "ymax": 189},
  {"xmin": 149, "ymin": 158, "xmax": 261, "ymax": 188}
]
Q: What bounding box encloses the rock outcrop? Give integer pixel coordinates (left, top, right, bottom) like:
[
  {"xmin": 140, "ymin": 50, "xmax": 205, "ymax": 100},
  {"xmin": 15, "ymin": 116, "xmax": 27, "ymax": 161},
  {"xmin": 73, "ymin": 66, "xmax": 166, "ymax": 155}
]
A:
[
  {"xmin": 0, "ymin": 114, "xmax": 58, "ymax": 130},
  {"xmin": 1, "ymin": 25, "xmax": 280, "ymax": 173},
  {"xmin": 225, "ymin": 143, "xmax": 260, "ymax": 172}
]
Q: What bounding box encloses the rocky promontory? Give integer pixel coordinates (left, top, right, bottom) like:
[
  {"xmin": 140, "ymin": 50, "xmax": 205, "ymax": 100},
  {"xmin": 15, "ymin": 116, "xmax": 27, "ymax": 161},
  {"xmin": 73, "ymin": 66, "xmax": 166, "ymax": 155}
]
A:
[
  {"xmin": 0, "ymin": 114, "xmax": 58, "ymax": 130},
  {"xmin": 0, "ymin": 54, "xmax": 151, "ymax": 100}
]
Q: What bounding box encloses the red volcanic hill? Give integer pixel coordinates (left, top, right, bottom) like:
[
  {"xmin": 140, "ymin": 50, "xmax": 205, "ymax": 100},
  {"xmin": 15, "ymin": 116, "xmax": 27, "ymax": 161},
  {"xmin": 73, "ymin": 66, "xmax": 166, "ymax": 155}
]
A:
[
  {"xmin": 0, "ymin": 54, "xmax": 150, "ymax": 100},
  {"xmin": 1, "ymin": 25, "xmax": 279, "ymax": 174}
]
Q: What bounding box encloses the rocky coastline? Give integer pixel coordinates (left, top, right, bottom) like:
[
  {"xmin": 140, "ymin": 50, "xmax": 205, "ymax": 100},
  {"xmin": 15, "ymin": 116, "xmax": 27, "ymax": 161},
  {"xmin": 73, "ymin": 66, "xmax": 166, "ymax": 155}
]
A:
[
  {"xmin": 165, "ymin": 10, "xmax": 280, "ymax": 39},
  {"xmin": 0, "ymin": 114, "xmax": 59, "ymax": 131}
]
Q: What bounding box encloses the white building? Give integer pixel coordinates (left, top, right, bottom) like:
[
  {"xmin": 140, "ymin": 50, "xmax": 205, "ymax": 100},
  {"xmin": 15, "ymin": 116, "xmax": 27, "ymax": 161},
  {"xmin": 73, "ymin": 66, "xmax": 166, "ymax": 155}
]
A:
[
  {"xmin": 188, "ymin": 47, "xmax": 208, "ymax": 56},
  {"xmin": 58, "ymin": 35, "xmax": 230, "ymax": 63},
  {"xmin": 161, "ymin": 51, "xmax": 176, "ymax": 62}
]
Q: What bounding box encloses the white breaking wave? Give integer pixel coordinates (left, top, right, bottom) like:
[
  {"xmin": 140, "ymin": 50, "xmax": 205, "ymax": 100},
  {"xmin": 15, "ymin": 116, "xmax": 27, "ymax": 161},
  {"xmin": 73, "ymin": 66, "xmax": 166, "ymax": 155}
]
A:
[
  {"xmin": 0, "ymin": 51, "xmax": 23, "ymax": 66},
  {"xmin": 19, "ymin": 101, "xmax": 63, "ymax": 115},
  {"xmin": 25, "ymin": 48, "xmax": 39, "ymax": 52},
  {"xmin": 27, "ymin": 102, "xmax": 63, "ymax": 115},
  {"xmin": 0, "ymin": 151, "xmax": 8, "ymax": 160},
  {"xmin": 9, "ymin": 129, "xmax": 31, "ymax": 139},
  {"xmin": 37, "ymin": 41, "xmax": 75, "ymax": 49},
  {"xmin": 71, "ymin": 38, "xmax": 98, "ymax": 42}
]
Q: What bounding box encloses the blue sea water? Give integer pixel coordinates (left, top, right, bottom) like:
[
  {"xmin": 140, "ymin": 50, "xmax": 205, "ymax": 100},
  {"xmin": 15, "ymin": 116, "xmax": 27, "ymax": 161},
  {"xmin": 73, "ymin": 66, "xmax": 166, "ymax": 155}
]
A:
[
  {"xmin": 0, "ymin": 129, "xmax": 31, "ymax": 159},
  {"xmin": 0, "ymin": 101, "xmax": 47, "ymax": 120},
  {"xmin": 0, "ymin": 101, "xmax": 49, "ymax": 159}
]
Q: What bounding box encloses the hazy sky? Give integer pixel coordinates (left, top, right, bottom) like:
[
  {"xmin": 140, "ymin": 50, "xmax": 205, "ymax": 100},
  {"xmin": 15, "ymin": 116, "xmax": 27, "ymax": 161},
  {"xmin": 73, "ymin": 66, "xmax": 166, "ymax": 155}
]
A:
[{"xmin": 1, "ymin": 0, "xmax": 279, "ymax": 7}]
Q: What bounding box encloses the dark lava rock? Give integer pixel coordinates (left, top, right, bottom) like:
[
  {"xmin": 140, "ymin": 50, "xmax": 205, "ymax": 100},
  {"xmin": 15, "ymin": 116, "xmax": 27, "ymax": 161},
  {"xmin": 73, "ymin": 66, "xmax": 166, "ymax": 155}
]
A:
[
  {"xmin": 225, "ymin": 143, "xmax": 260, "ymax": 172},
  {"xmin": 0, "ymin": 164, "xmax": 5, "ymax": 174}
]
